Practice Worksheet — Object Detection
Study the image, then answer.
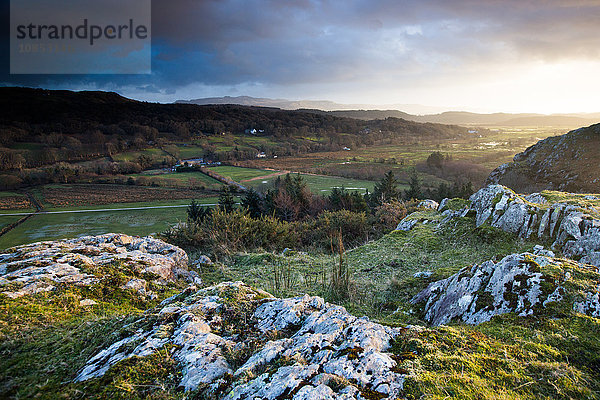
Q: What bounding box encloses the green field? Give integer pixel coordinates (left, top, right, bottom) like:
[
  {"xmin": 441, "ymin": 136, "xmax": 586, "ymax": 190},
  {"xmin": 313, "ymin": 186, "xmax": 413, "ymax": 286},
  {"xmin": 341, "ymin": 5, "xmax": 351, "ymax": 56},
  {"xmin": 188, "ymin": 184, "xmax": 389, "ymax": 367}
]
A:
[
  {"xmin": 246, "ymin": 172, "xmax": 380, "ymax": 194},
  {"xmin": 0, "ymin": 198, "xmax": 220, "ymax": 250},
  {"xmin": 128, "ymin": 170, "xmax": 222, "ymax": 189},
  {"xmin": 34, "ymin": 198, "xmax": 212, "ymax": 213},
  {"xmin": 112, "ymin": 148, "xmax": 170, "ymax": 162},
  {"xmin": 174, "ymin": 144, "xmax": 205, "ymax": 159},
  {"xmin": 174, "ymin": 135, "xmax": 286, "ymax": 159},
  {"xmin": 0, "ymin": 191, "xmax": 24, "ymax": 198},
  {"xmin": 207, "ymin": 166, "xmax": 272, "ymax": 181},
  {"xmin": 0, "ymin": 215, "xmax": 21, "ymax": 231},
  {"xmin": 205, "ymin": 165, "xmax": 380, "ymax": 194}
]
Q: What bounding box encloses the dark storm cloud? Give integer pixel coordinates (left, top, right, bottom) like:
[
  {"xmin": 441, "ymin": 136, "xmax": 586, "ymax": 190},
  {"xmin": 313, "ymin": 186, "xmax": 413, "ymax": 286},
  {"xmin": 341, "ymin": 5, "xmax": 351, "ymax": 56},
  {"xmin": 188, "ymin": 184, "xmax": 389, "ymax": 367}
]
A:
[{"xmin": 2, "ymin": 0, "xmax": 600, "ymax": 96}]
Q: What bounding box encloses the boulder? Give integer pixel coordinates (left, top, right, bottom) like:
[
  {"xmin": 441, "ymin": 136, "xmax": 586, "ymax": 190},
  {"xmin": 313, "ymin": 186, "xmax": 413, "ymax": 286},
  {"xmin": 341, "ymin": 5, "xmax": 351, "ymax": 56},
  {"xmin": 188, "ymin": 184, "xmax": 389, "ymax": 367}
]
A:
[
  {"xmin": 469, "ymin": 185, "xmax": 516, "ymax": 228},
  {"xmin": 412, "ymin": 252, "xmax": 600, "ymax": 326},
  {"xmin": 395, "ymin": 219, "xmax": 418, "ymax": 231},
  {"xmin": 532, "ymin": 245, "xmax": 555, "ymax": 258},
  {"xmin": 194, "ymin": 255, "xmax": 213, "ymax": 265},
  {"xmin": 0, "ymin": 234, "xmax": 194, "ymax": 299},
  {"xmin": 75, "ymin": 282, "xmax": 408, "ymax": 399},
  {"xmin": 80, "ymin": 299, "xmax": 98, "ymax": 307},
  {"xmin": 418, "ymin": 200, "xmax": 439, "ymax": 210}
]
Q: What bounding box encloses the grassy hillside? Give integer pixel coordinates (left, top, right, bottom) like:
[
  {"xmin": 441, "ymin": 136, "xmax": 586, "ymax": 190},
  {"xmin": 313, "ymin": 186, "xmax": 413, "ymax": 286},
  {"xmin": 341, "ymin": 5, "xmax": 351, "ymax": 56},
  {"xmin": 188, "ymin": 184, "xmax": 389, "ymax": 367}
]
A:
[
  {"xmin": 488, "ymin": 123, "xmax": 600, "ymax": 193},
  {"xmin": 2, "ymin": 195, "xmax": 600, "ymax": 399},
  {"xmin": 198, "ymin": 208, "xmax": 543, "ymax": 320}
]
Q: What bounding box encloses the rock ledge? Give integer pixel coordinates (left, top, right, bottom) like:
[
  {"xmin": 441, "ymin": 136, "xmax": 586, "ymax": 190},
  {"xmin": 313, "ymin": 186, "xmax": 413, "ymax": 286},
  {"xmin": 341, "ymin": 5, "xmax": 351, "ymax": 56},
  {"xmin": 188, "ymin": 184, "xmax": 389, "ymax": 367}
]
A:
[
  {"xmin": 76, "ymin": 281, "xmax": 408, "ymax": 399},
  {"xmin": 0, "ymin": 233, "xmax": 194, "ymax": 299}
]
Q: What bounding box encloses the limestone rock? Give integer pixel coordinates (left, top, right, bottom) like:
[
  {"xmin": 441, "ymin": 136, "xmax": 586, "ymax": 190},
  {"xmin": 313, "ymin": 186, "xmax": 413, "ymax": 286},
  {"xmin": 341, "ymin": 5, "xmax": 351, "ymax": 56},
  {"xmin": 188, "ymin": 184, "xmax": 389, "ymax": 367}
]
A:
[
  {"xmin": 412, "ymin": 253, "xmax": 600, "ymax": 326},
  {"xmin": 0, "ymin": 234, "xmax": 193, "ymax": 298},
  {"xmin": 465, "ymin": 185, "xmax": 600, "ymax": 267},
  {"xmin": 573, "ymin": 286, "xmax": 600, "ymax": 317},
  {"xmin": 533, "ymin": 245, "xmax": 555, "ymax": 258},
  {"xmin": 395, "ymin": 218, "xmax": 418, "ymax": 231},
  {"xmin": 80, "ymin": 299, "xmax": 98, "ymax": 307},
  {"xmin": 194, "ymin": 255, "xmax": 213, "ymax": 265},
  {"xmin": 469, "ymin": 185, "xmax": 516, "ymax": 228},
  {"xmin": 75, "ymin": 282, "xmax": 407, "ymax": 399},
  {"xmin": 418, "ymin": 200, "xmax": 439, "ymax": 210}
]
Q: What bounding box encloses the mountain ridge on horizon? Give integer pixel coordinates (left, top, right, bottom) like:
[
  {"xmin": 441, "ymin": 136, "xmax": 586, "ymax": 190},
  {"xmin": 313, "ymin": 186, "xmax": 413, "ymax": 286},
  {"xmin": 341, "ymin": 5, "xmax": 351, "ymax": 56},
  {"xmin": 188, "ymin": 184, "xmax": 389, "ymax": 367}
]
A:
[{"xmin": 177, "ymin": 96, "xmax": 600, "ymax": 127}]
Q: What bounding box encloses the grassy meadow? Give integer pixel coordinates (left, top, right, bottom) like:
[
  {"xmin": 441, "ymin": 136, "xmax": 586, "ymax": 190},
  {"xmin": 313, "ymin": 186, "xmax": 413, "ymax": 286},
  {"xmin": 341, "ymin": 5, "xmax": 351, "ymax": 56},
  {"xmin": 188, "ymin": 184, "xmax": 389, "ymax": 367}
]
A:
[
  {"xmin": 0, "ymin": 197, "xmax": 221, "ymax": 250},
  {"xmin": 127, "ymin": 170, "xmax": 223, "ymax": 189},
  {"xmin": 239, "ymin": 126, "xmax": 565, "ymax": 187},
  {"xmin": 205, "ymin": 165, "xmax": 380, "ymax": 194},
  {"xmin": 207, "ymin": 165, "xmax": 274, "ymax": 181}
]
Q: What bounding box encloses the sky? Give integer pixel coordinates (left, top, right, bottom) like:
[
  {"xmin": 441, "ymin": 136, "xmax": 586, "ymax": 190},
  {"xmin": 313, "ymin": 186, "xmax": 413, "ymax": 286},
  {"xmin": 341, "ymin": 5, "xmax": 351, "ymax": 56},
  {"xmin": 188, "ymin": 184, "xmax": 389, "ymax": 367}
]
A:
[{"xmin": 2, "ymin": 0, "xmax": 600, "ymax": 114}]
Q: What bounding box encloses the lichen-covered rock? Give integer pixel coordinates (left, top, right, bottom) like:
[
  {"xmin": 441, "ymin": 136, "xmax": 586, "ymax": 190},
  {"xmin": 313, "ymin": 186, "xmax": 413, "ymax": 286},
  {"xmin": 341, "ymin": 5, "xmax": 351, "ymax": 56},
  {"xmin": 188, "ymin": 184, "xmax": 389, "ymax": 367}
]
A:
[
  {"xmin": 465, "ymin": 185, "xmax": 600, "ymax": 266},
  {"xmin": 0, "ymin": 233, "xmax": 194, "ymax": 298},
  {"xmin": 395, "ymin": 218, "xmax": 418, "ymax": 231},
  {"xmin": 394, "ymin": 209, "xmax": 446, "ymax": 232},
  {"xmin": 75, "ymin": 282, "xmax": 408, "ymax": 399},
  {"xmin": 193, "ymin": 255, "xmax": 213, "ymax": 265},
  {"xmin": 412, "ymin": 252, "xmax": 600, "ymax": 326},
  {"xmin": 418, "ymin": 200, "xmax": 439, "ymax": 210},
  {"xmin": 533, "ymin": 245, "xmax": 555, "ymax": 258}
]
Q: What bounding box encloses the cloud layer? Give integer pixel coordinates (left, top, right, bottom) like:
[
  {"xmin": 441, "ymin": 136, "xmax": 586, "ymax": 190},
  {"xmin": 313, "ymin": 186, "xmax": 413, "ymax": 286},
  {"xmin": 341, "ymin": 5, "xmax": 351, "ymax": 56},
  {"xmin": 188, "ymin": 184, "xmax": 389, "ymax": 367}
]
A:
[{"xmin": 2, "ymin": 0, "xmax": 600, "ymax": 111}]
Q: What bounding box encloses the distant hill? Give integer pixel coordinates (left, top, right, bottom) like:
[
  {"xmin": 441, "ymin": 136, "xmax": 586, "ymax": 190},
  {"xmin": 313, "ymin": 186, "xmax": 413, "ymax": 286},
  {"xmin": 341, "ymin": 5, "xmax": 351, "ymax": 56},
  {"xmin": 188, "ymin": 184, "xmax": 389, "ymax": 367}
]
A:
[
  {"xmin": 0, "ymin": 87, "xmax": 471, "ymax": 170},
  {"xmin": 176, "ymin": 97, "xmax": 449, "ymax": 114},
  {"xmin": 300, "ymin": 110, "xmax": 600, "ymax": 127},
  {"xmin": 0, "ymin": 87, "xmax": 467, "ymax": 141},
  {"xmin": 176, "ymin": 96, "xmax": 350, "ymax": 111},
  {"xmin": 178, "ymin": 96, "xmax": 600, "ymax": 127},
  {"xmin": 487, "ymin": 123, "xmax": 600, "ymax": 193}
]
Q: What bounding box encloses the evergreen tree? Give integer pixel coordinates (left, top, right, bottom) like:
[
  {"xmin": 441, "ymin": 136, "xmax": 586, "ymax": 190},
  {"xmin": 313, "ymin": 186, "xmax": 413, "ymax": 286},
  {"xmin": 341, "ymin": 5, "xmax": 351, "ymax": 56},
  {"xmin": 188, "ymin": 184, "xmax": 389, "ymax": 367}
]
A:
[
  {"xmin": 435, "ymin": 182, "xmax": 451, "ymax": 202},
  {"xmin": 404, "ymin": 171, "xmax": 423, "ymax": 200},
  {"xmin": 218, "ymin": 185, "xmax": 236, "ymax": 213},
  {"xmin": 282, "ymin": 173, "xmax": 310, "ymax": 218},
  {"xmin": 426, "ymin": 151, "xmax": 445, "ymax": 170},
  {"xmin": 329, "ymin": 186, "xmax": 369, "ymax": 212},
  {"xmin": 263, "ymin": 188, "xmax": 277, "ymax": 216},
  {"xmin": 460, "ymin": 181, "xmax": 474, "ymax": 199},
  {"xmin": 328, "ymin": 186, "xmax": 345, "ymax": 210},
  {"xmin": 187, "ymin": 199, "xmax": 211, "ymax": 223},
  {"xmin": 371, "ymin": 170, "xmax": 401, "ymax": 206},
  {"xmin": 241, "ymin": 187, "xmax": 264, "ymax": 218},
  {"xmin": 350, "ymin": 190, "xmax": 368, "ymax": 212}
]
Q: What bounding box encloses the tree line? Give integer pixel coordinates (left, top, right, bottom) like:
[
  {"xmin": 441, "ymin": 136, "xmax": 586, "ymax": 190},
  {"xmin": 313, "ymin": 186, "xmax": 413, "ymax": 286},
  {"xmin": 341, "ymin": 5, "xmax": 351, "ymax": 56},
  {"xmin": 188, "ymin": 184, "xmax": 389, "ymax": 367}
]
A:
[{"xmin": 165, "ymin": 171, "xmax": 473, "ymax": 256}]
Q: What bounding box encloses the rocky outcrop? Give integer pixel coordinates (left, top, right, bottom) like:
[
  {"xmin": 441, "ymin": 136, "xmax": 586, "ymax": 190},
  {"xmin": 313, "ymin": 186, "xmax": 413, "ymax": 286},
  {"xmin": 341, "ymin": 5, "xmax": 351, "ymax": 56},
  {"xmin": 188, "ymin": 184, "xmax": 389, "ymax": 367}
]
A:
[
  {"xmin": 412, "ymin": 252, "xmax": 600, "ymax": 326},
  {"xmin": 487, "ymin": 123, "xmax": 600, "ymax": 193},
  {"xmin": 76, "ymin": 281, "xmax": 408, "ymax": 399},
  {"xmin": 396, "ymin": 185, "xmax": 600, "ymax": 268},
  {"xmin": 0, "ymin": 233, "xmax": 196, "ymax": 299},
  {"xmin": 467, "ymin": 185, "xmax": 600, "ymax": 266}
]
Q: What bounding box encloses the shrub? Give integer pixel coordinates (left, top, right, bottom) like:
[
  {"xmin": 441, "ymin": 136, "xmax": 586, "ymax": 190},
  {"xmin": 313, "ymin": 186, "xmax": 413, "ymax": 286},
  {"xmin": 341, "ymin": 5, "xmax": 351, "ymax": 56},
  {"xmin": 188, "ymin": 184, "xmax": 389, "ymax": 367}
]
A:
[
  {"xmin": 165, "ymin": 208, "xmax": 298, "ymax": 255},
  {"xmin": 298, "ymin": 210, "xmax": 370, "ymax": 250},
  {"xmin": 0, "ymin": 174, "xmax": 23, "ymax": 190},
  {"xmin": 375, "ymin": 200, "xmax": 408, "ymax": 231}
]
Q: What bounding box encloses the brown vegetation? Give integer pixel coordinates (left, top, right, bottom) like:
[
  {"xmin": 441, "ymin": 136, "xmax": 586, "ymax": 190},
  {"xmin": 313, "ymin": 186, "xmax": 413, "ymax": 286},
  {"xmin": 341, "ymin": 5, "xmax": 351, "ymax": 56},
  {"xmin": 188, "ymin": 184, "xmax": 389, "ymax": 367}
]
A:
[
  {"xmin": 0, "ymin": 195, "xmax": 31, "ymax": 210},
  {"xmin": 41, "ymin": 184, "xmax": 213, "ymax": 207}
]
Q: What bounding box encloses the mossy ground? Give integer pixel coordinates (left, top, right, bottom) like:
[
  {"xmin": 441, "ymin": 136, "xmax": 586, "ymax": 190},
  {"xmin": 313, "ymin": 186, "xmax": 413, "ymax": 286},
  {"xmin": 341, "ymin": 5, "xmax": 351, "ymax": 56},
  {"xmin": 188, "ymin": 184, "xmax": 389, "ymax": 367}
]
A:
[
  {"xmin": 0, "ymin": 262, "xmax": 184, "ymax": 399},
  {"xmin": 202, "ymin": 214, "xmax": 543, "ymax": 324},
  {"xmin": 396, "ymin": 314, "xmax": 600, "ymax": 400}
]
